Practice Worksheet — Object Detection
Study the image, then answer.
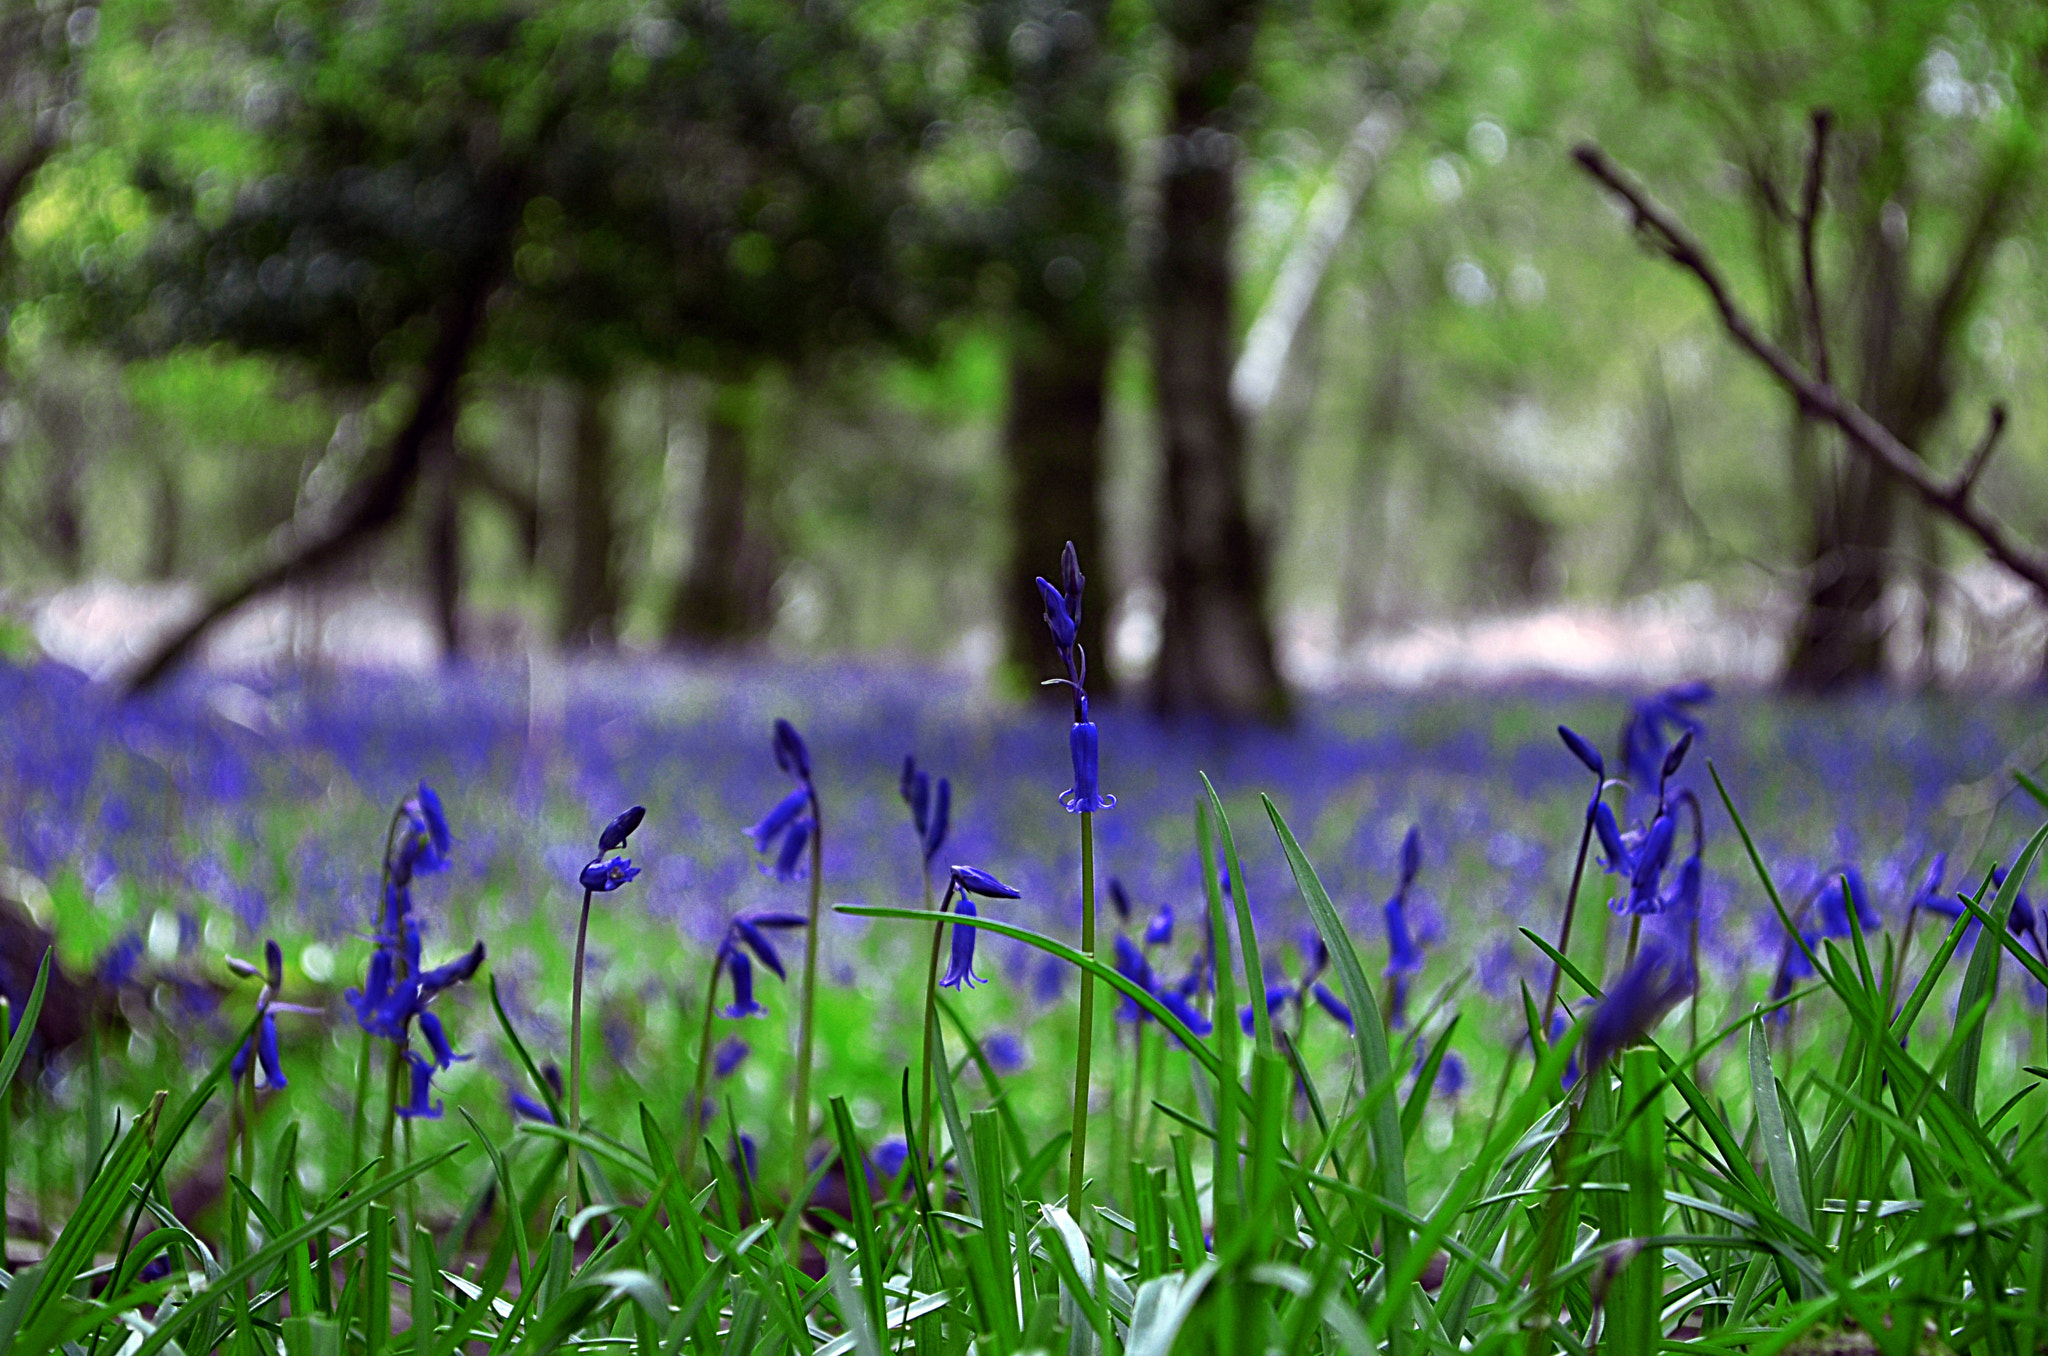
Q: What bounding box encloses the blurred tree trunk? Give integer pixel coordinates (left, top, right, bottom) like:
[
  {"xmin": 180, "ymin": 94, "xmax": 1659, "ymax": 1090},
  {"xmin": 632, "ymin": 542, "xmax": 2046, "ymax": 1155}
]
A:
[
  {"xmin": 557, "ymin": 378, "xmax": 620, "ymax": 648},
  {"xmin": 424, "ymin": 423, "xmax": 460, "ymax": 660},
  {"xmin": 1003, "ymin": 328, "xmax": 1111, "ymax": 690},
  {"xmin": 1148, "ymin": 0, "xmax": 1286, "ymax": 720},
  {"xmin": 1779, "ymin": 132, "xmax": 2024, "ymax": 691},
  {"xmin": 984, "ymin": 0, "xmax": 1119, "ymax": 693},
  {"xmin": 668, "ymin": 383, "xmax": 775, "ymax": 645}
]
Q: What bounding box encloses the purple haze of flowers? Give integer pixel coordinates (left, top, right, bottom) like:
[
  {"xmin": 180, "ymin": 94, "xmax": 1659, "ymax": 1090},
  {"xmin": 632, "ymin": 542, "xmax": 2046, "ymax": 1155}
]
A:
[{"xmin": 874, "ymin": 1137, "xmax": 911, "ymax": 1179}]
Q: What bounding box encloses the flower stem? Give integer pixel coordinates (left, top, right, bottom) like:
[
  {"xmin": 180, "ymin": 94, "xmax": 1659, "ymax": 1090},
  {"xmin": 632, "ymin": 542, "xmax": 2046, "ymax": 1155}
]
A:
[
  {"xmin": 1068, "ymin": 810, "xmax": 1097, "ymax": 1204},
  {"xmin": 1542, "ymin": 804, "xmax": 1599, "ymax": 1030},
  {"xmin": 378, "ymin": 1042, "xmax": 405, "ymax": 1172},
  {"xmin": 569, "ymin": 886, "xmax": 594, "ymax": 1216},
  {"xmin": 681, "ymin": 965, "xmax": 722, "ymax": 1181},
  {"xmin": 791, "ymin": 809, "xmax": 824, "ymax": 1195},
  {"xmin": 917, "ymin": 875, "xmax": 948, "ymax": 1156}
]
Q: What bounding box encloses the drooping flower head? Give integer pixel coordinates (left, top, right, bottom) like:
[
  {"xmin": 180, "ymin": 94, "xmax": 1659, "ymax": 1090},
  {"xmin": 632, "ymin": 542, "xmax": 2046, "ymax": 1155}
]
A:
[
  {"xmin": 712, "ymin": 910, "xmax": 807, "ymax": 1018},
  {"xmin": 598, "ymin": 806, "xmax": 646, "ymax": 854},
  {"xmin": 1582, "ymin": 943, "xmax": 1692, "ymax": 1071},
  {"xmin": 749, "ymin": 720, "xmax": 818, "ymax": 880},
  {"xmin": 940, "ymin": 865, "xmax": 1021, "ymax": 992},
  {"xmin": 227, "ymin": 938, "xmax": 313, "ymax": 1090}
]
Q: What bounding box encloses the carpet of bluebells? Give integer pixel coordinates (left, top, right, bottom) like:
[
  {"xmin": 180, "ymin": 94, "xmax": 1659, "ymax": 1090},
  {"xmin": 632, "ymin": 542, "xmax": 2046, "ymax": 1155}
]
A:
[{"xmin": 5, "ymin": 651, "xmax": 2048, "ymax": 1353}]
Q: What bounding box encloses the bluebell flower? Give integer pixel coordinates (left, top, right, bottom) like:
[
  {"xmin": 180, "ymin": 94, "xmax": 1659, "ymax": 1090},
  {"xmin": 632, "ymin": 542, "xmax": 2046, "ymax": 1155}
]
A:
[
  {"xmin": 1114, "ymin": 934, "xmax": 1157, "ymax": 1021},
  {"xmin": 900, "ymin": 757, "xmax": 952, "ymax": 866},
  {"xmin": 510, "ymin": 1088, "xmax": 555, "ymax": 1123},
  {"xmin": 1144, "ymin": 904, "xmax": 1174, "ymax": 948},
  {"xmin": 1385, "ymin": 893, "xmax": 1424, "ymax": 976},
  {"xmin": 714, "ymin": 1036, "xmax": 751, "ymax": 1077},
  {"xmin": 720, "ymin": 947, "xmax": 767, "ymax": 1018},
  {"xmin": 1616, "ymin": 813, "xmax": 1677, "ymax": 917},
  {"xmin": 417, "ymin": 784, "xmax": 452, "ymax": 858},
  {"xmin": 396, "ymin": 1050, "xmax": 444, "ymax": 1120},
  {"xmin": 1310, "ymin": 981, "xmax": 1354, "ymax": 1031},
  {"xmin": 1033, "ymin": 954, "xmax": 1068, "ymax": 1004},
  {"xmin": 580, "ymin": 855, "xmax": 641, "ymax": 892},
  {"xmin": 1558, "ymin": 725, "xmax": 1604, "ymax": 778},
  {"xmin": 773, "ymin": 718, "xmax": 812, "ymax": 784},
  {"xmin": 1583, "ymin": 944, "xmax": 1691, "ymax": 1071},
  {"xmin": 1038, "ymin": 576, "xmax": 1078, "ymax": 651},
  {"xmin": 1435, "ymin": 1051, "xmax": 1467, "ymax": 1099},
  {"xmin": 728, "ymin": 910, "xmax": 805, "ymax": 979},
  {"xmin": 1813, "ymin": 867, "xmax": 1880, "ymax": 937},
  {"xmin": 750, "ymin": 721, "xmax": 819, "ymax": 878},
  {"xmin": 418, "ymin": 941, "xmax": 486, "ymax": 997},
  {"xmin": 874, "ymin": 1137, "xmax": 911, "ymax": 1179},
  {"xmin": 1593, "ymin": 802, "xmax": 1631, "ymax": 874},
  {"xmin": 229, "ymin": 938, "xmax": 313, "ymax": 1089},
  {"xmin": 1107, "ymin": 877, "xmax": 1131, "ymax": 923},
  {"xmin": 598, "ymin": 805, "xmax": 646, "ymax": 853},
  {"xmin": 1157, "ymin": 987, "xmax": 1212, "ymax": 1042},
  {"xmin": 951, "ymin": 865, "xmax": 1022, "ymax": 899},
  {"xmin": 1059, "ymin": 710, "xmax": 1115, "ymax": 814},
  {"xmin": 985, "ymin": 1031, "xmax": 1027, "ymax": 1073},
  {"xmin": 1399, "ymin": 826, "xmax": 1422, "ymax": 891},
  {"xmin": 231, "ymin": 1012, "xmax": 286, "ymax": 1088},
  {"xmin": 417, "ymin": 1010, "xmax": 470, "ymax": 1070},
  {"xmin": 941, "ymin": 898, "xmax": 986, "ymax": 989},
  {"xmin": 732, "ymin": 1131, "xmax": 760, "ymax": 1185},
  {"xmin": 1240, "ymin": 987, "xmax": 1291, "ymax": 1035}
]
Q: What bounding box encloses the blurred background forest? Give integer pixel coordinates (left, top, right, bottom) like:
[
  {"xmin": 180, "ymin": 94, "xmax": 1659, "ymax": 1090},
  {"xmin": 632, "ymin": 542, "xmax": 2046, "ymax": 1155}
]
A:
[{"xmin": 2, "ymin": 0, "xmax": 2047, "ymax": 713}]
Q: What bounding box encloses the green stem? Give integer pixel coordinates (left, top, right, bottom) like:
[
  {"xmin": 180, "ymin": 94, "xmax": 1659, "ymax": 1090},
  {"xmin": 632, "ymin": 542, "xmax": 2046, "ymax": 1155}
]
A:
[
  {"xmin": 346, "ymin": 1028, "xmax": 372, "ymax": 1231},
  {"xmin": 1067, "ymin": 811, "xmax": 1096, "ymax": 1204},
  {"xmin": 682, "ymin": 964, "xmax": 722, "ymax": 1182},
  {"xmin": 569, "ymin": 886, "xmax": 594, "ymax": 1216},
  {"xmin": 1542, "ymin": 806, "xmax": 1599, "ymax": 1031},
  {"xmin": 792, "ymin": 808, "xmax": 824, "ymax": 1194},
  {"xmin": 1, "ymin": 996, "xmax": 10, "ymax": 1276},
  {"xmin": 917, "ymin": 875, "xmax": 950, "ymax": 1158},
  {"xmin": 378, "ymin": 1042, "xmax": 405, "ymax": 1182}
]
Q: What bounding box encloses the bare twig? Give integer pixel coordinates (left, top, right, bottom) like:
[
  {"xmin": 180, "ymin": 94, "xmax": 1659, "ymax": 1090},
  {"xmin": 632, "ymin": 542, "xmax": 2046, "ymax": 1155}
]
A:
[
  {"xmin": 1795, "ymin": 110, "xmax": 1832, "ymax": 389},
  {"xmin": 1572, "ymin": 142, "xmax": 2048, "ymax": 602},
  {"xmin": 1951, "ymin": 404, "xmax": 2009, "ymax": 502}
]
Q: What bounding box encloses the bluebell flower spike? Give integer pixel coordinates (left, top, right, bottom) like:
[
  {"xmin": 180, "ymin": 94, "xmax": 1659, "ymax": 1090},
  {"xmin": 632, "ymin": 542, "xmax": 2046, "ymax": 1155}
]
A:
[
  {"xmin": 1660, "ymin": 730, "xmax": 1695, "ymax": 785},
  {"xmin": 1310, "ymin": 981, "xmax": 1354, "ymax": 1031},
  {"xmin": 598, "ymin": 805, "xmax": 646, "ymax": 853},
  {"xmin": 1059, "ymin": 719, "xmax": 1115, "ymax": 813},
  {"xmin": 418, "ymin": 784, "xmax": 452, "ymax": 856},
  {"xmin": 732, "ymin": 916, "xmax": 790, "ymax": 979},
  {"xmin": 941, "ymin": 898, "xmax": 985, "ymax": 989},
  {"xmin": 1158, "ymin": 988, "xmax": 1211, "ymax": 1041},
  {"xmin": 748, "ymin": 788, "xmax": 810, "ymax": 853},
  {"xmin": 1144, "ymin": 904, "xmax": 1174, "ymax": 948},
  {"xmin": 1037, "ymin": 577, "xmax": 1077, "ymax": 651},
  {"xmin": 714, "ymin": 1036, "xmax": 751, "ymax": 1077},
  {"xmin": 396, "ymin": 1051, "xmax": 443, "ymax": 1120}
]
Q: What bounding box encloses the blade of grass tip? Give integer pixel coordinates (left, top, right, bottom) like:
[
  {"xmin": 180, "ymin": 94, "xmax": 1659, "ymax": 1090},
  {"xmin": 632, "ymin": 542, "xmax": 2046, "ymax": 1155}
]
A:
[
  {"xmin": 1711, "ymin": 762, "xmax": 1855, "ymax": 1013},
  {"xmin": 1952, "ymin": 819, "xmax": 2048, "ymax": 1116},
  {"xmin": 2016, "ymin": 767, "xmax": 2048, "ymax": 814},
  {"xmin": 1262, "ymin": 792, "xmax": 1409, "ymax": 1356},
  {"xmin": 927, "ymin": 1011, "xmax": 979, "ymax": 1221},
  {"xmin": 0, "ymin": 949, "xmax": 51, "ymax": 1095},
  {"xmin": 1204, "ymin": 774, "xmax": 1275, "ymax": 1061},
  {"xmin": 827, "ymin": 1097, "xmax": 886, "ymax": 1339},
  {"xmin": 460, "ymin": 1109, "xmax": 532, "ymax": 1282},
  {"xmin": 1196, "ymin": 797, "xmax": 1243, "ymax": 1239}
]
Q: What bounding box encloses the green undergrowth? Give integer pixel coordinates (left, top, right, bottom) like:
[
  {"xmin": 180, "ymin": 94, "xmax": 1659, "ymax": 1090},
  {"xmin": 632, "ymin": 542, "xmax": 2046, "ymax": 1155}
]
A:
[{"xmin": 4, "ymin": 763, "xmax": 2048, "ymax": 1354}]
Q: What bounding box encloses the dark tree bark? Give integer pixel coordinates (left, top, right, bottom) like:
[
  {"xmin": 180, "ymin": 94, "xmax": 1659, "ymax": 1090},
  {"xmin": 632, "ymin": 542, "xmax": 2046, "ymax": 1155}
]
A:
[
  {"xmin": 1778, "ymin": 131, "xmax": 2024, "ymax": 690},
  {"xmin": 1148, "ymin": 0, "xmax": 1286, "ymax": 720},
  {"xmin": 982, "ymin": 0, "xmax": 1122, "ymax": 693},
  {"xmin": 424, "ymin": 424, "xmax": 461, "ymax": 660},
  {"xmin": 1003, "ymin": 336, "xmax": 1111, "ymax": 686},
  {"xmin": 668, "ymin": 385, "xmax": 776, "ymax": 645},
  {"xmin": 557, "ymin": 380, "xmax": 620, "ymax": 648}
]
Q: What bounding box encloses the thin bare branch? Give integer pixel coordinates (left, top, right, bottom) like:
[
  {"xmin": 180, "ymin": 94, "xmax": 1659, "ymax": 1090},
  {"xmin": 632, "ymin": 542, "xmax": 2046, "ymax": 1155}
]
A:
[
  {"xmin": 1795, "ymin": 110, "xmax": 1832, "ymax": 389},
  {"xmin": 1571, "ymin": 141, "xmax": 2048, "ymax": 602},
  {"xmin": 1951, "ymin": 404, "xmax": 2009, "ymax": 502}
]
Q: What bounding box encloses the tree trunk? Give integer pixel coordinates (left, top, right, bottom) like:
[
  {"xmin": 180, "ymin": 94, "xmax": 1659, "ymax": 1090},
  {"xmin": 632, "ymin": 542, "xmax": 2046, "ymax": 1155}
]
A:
[
  {"xmin": 1148, "ymin": 0, "xmax": 1286, "ymax": 720},
  {"xmin": 557, "ymin": 379, "xmax": 620, "ymax": 649},
  {"xmin": 424, "ymin": 423, "xmax": 461, "ymax": 660},
  {"xmin": 1003, "ymin": 337, "xmax": 1111, "ymax": 688},
  {"xmin": 668, "ymin": 384, "xmax": 775, "ymax": 646}
]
